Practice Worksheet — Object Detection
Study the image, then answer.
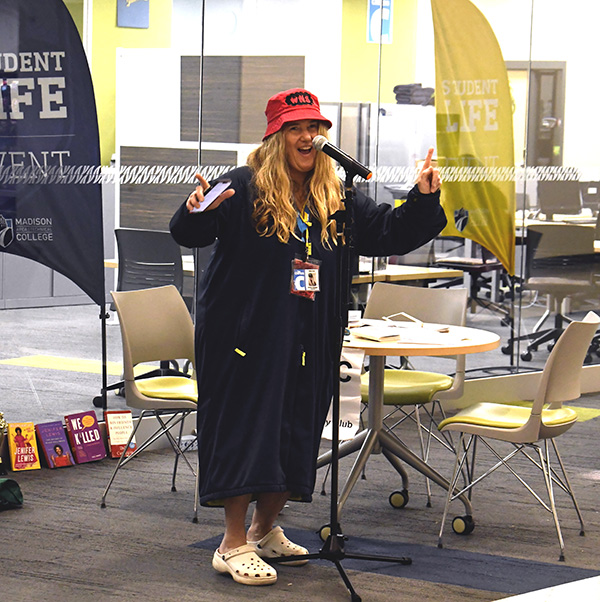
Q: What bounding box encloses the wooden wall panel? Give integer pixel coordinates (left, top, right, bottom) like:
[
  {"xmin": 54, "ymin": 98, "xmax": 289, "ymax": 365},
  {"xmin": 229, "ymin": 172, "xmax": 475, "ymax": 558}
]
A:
[
  {"xmin": 180, "ymin": 56, "xmax": 201, "ymax": 142},
  {"xmin": 180, "ymin": 55, "xmax": 304, "ymax": 144},
  {"xmin": 119, "ymin": 146, "xmax": 236, "ymax": 231},
  {"xmin": 239, "ymin": 56, "xmax": 305, "ymax": 143},
  {"xmin": 180, "ymin": 56, "xmax": 241, "ymax": 143}
]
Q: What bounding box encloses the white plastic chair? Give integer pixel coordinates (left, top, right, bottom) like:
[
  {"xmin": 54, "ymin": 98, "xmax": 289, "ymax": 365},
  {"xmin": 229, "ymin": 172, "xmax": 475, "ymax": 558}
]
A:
[
  {"xmin": 101, "ymin": 285, "xmax": 198, "ymax": 509},
  {"xmin": 360, "ymin": 282, "xmax": 469, "ymax": 507},
  {"xmin": 437, "ymin": 311, "xmax": 600, "ymax": 561}
]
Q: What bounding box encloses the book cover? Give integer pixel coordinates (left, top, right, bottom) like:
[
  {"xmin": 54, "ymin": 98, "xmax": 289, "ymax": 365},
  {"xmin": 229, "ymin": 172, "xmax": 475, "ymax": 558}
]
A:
[
  {"xmin": 7, "ymin": 422, "xmax": 41, "ymax": 471},
  {"xmin": 35, "ymin": 421, "xmax": 74, "ymax": 468},
  {"xmin": 64, "ymin": 411, "xmax": 107, "ymax": 464},
  {"xmin": 104, "ymin": 410, "xmax": 137, "ymax": 459}
]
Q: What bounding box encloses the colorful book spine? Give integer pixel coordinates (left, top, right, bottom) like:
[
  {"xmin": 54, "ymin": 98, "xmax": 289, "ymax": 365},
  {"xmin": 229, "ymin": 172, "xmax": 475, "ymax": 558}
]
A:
[
  {"xmin": 7, "ymin": 422, "xmax": 41, "ymax": 471},
  {"xmin": 35, "ymin": 421, "xmax": 74, "ymax": 468},
  {"xmin": 64, "ymin": 411, "xmax": 107, "ymax": 464},
  {"xmin": 104, "ymin": 410, "xmax": 137, "ymax": 459}
]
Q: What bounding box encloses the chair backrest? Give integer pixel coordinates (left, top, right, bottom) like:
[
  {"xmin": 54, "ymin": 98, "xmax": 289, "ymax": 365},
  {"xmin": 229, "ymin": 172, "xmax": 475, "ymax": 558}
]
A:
[
  {"xmin": 527, "ymin": 223, "xmax": 595, "ymax": 260},
  {"xmin": 364, "ymin": 282, "xmax": 468, "ymax": 327},
  {"xmin": 111, "ymin": 285, "xmax": 195, "ymax": 382},
  {"xmin": 479, "ymin": 244, "xmax": 501, "ymax": 265},
  {"xmin": 115, "ymin": 228, "xmax": 183, "ymax": 293},
  {"xmin": 536, "ymin": 180, "xmax": 582, "ymax": 219},
  {"xmin": 526, "ymin": 223, "xmax": 597, "ymax": 281},
  {"xmin": 533, "ymin": 311, "xmax": 600, "ymax": 414},
  {"xmin": 364, "ymin": 283, "xmax": 469, "ymax": 399}
]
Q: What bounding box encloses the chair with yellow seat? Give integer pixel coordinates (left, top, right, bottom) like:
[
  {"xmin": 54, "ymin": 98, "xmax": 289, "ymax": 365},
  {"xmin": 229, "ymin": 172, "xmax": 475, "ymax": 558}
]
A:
[
  {"xmin": 101, "ymin": 285, "xmax": 198, "ymax": 508},
  {"xmin": 437, "ymin": 311, "xmax": 600, "ymax": 561},
  {"xmin": 360, "ymin": 282, "xmax": 469, "ymax": 507}
]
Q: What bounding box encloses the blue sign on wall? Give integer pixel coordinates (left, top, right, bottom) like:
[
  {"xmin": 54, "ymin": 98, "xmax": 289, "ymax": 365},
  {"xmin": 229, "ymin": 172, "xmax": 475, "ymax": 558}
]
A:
[
  {"xmin": 367, "ymin": 0, "xmax": 393, "ymax": 45},
  {"xmin": 117, "ymin": 0, "xmax": 150, "ymax": 30}
]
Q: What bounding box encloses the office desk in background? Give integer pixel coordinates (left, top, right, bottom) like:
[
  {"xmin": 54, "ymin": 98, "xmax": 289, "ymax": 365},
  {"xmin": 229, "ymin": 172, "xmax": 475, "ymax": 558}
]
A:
[
  {"xmin": 105, "ymin": 257, "xmax": 464, "ymax": 286},
  {"xmin": 353, "ymin": 264, "xmax": 463, "ymax": 285}
]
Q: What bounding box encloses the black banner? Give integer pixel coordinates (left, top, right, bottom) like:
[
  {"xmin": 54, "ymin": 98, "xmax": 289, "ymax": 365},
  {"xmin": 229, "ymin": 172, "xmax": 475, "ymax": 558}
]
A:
[{"xmin": 0, "ymin": 0, "xmax": 105, "ymax": 305}]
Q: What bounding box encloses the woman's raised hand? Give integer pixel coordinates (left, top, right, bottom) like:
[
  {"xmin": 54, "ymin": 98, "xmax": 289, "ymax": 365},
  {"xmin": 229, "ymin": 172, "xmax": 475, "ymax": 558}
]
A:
[{"xmin": 416, "ymin": 147, "xmax": 441, "ymax": 194}]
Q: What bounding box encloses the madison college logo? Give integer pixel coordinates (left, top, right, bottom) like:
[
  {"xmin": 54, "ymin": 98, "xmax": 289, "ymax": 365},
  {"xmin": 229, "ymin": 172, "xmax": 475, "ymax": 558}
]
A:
[
  {"xmin": 454, "ymin": 208, "xmax": 469, "ymax": 232},
  {"xmin": 0, "ymin": 214, "xmax": 14, "ymax": 248},
  {"xmin": 285, "ymin": 91, "xmax": 315, "ymax": 107}
]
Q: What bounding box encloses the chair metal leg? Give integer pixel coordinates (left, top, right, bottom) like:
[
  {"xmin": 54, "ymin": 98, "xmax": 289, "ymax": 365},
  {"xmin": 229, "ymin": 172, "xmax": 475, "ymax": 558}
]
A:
[
  {"xmin": 384, "ymin": 400, "xmax": 460, "ymax": 507},
  {"xmin": 438, "ymin": 433, "xmax": 471, "ymax": 548},
  {"xmin": 153, "ymin": 411, "xmax": 196, "ymax": 476},
  {"xmin": 192, "ymin": 453, "xmax": 200, "ymax": 523},
  {"xmin": 101, "ymin": 409, "xmax": 196, "ymax": 508},
  {"xmin": 512, "ymin": 440, "xmax": 585, "ymax": 536},
  {"xmin": 378, "ymin": 429, "xmax": 472, "ymax": 515},
  {"xmin": 533, "ymin": 297, "xmax": 551, "ymax": 332},
  {"xmin": 414, "ymin": 404, "xmax": 433, "ymax": 506},
  {"xmin": 537, "ymin": 442, "xmax": 566, "ymax": 561},
  {"xmin": 550, "ymin": 439, "xmax": 585, "ymax": 535},
  {"xmin": 171, "ymin": 413, "xmax": 188, "ymax": 492},
  {"xmin": 438, "ymin": 434, "xmax": 580, "ymax": 561},
  {"xmin": 101, "ymin": 409, "xmax": 149, "ymax": 507}
]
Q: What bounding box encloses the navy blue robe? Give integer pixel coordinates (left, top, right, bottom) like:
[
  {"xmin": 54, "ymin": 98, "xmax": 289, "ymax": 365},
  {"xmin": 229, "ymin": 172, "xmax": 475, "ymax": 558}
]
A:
[{"xmin": 170, "ymin": 166, "xmax": 446, "ymax": 506}]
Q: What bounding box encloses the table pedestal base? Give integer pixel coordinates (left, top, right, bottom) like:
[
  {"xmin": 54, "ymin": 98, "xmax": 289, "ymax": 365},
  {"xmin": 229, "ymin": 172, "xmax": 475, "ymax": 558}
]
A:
[{"xmin": 317, "ymin": 355, "xmax": 473, "ymax": 519}]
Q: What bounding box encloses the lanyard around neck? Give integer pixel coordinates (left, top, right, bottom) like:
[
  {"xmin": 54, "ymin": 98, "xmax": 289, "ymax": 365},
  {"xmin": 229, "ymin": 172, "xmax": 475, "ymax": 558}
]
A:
[{"xmin": 297, "ymin": 207, "xmax": 312, "ymax": 258}]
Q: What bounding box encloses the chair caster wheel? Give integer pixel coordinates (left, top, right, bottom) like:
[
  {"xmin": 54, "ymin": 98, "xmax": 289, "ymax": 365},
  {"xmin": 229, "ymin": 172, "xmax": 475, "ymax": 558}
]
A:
[
  {"xmin": 521, "ymin": 351, "xmax": 532, "ymax": 361},
  {"xmin": 389, "ymin": 489, "xmax": 409, "ymax": 509},
  {"xmin": 318, "ymin": 524, "xmax": 331, "ymax": 542},
  {"xmin": 452, "ymin": 515, "xmax": 475, "ymax": 535},
  {"xmin": 501, "ymin": 345, "xmax": 512, "ymax": 355},
  {"xmin": 93, "ymin": 396, "xmax": 104, "ymax": 408}
]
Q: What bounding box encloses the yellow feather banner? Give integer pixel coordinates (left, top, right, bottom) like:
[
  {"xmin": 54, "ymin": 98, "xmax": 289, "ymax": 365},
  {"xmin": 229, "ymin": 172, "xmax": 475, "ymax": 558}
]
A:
[{"xmin": 431, "ymin": 0, "xmax": 515, "ymax": 274}]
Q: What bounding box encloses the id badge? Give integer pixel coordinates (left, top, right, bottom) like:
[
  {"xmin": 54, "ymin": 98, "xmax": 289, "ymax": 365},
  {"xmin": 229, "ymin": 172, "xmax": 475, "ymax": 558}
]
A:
[{"xmin": 291, "ymin": 257, "xmax": 321, "ymax": 301}]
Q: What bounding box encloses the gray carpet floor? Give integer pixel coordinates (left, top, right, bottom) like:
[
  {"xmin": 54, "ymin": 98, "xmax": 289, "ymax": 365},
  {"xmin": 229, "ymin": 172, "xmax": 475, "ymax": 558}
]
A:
[{"xmin": 2, "ymin": 302, "xmax": 600, "ymax": 601}]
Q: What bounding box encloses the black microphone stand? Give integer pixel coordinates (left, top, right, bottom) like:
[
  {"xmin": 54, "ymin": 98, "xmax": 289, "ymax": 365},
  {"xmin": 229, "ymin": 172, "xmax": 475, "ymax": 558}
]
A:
[{"xmin": 270, "ymin": 168, "xmax": 412, "ymax": 601}]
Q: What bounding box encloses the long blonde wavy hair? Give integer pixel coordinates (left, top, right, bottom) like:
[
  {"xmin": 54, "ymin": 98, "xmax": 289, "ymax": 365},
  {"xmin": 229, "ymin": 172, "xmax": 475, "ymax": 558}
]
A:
[{"xmin": 247, "ymin": 124, "xmax": 343, "ymax": 247}]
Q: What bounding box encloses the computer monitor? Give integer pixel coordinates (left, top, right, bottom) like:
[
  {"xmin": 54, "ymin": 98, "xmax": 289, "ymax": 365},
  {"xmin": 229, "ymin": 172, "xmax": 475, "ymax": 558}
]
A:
[
  {"xmin": 580, "ymin": 181, "xmax": 600, "ymax": 213},
  {"xmin": 536, "ymin": 180, "xmax": 582, "ymax": 220}
]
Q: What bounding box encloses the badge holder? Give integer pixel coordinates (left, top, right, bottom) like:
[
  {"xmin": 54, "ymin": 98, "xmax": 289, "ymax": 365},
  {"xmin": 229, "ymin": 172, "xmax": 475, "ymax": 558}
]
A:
[{"xmin": 291, "ymin": 256, "xmax": 321, "ymax": 301}]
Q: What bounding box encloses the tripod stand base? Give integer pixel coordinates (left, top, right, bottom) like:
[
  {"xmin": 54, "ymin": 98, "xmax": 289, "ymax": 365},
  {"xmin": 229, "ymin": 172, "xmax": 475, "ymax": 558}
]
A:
[{"xmin": 271, "ymin": 531, "xmax": 412, "ymax": 602}]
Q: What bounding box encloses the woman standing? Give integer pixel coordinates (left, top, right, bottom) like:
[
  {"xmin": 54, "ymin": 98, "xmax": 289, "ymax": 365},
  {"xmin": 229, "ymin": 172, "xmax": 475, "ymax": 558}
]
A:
[{"xmin": 170, "ymin": 88, "xmax": 445, "ymax": 586}]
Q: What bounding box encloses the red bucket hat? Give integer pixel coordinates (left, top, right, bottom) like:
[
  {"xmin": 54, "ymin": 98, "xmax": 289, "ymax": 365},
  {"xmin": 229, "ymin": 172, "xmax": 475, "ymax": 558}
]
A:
[{"xmin": 263, "ymin": 88, "xmax": 332, "ymax": 140}]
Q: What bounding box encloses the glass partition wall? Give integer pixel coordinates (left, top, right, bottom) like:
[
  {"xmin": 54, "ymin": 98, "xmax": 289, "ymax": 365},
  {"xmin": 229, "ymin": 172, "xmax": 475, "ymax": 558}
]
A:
[{"xmin": 114, "ymin": 0, "xmax": 600, "ymax": 375}]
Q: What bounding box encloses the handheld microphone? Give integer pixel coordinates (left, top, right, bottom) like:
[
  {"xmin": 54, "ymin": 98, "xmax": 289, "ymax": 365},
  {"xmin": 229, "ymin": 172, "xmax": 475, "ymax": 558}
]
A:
[{"xmin": 312, "ymin": 135, "xmax": 372, "ymax": 181}]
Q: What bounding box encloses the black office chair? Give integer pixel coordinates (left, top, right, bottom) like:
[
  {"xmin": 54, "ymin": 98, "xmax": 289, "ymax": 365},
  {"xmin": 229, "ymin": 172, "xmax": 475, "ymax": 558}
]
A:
[
  {"xmin": 435, "ymin": 240, "xmax": 511, "ymax": 323},
  {"xmin": 504, "ymin": 223, "xmax": 599, "ymax": 361},
  {"xmin": 95, "ymin": 229, "xmax": 191, "ymax": 406},
  {"xmin": 114, "ymin": 227, "xmax": 184, "ymax": 296}
]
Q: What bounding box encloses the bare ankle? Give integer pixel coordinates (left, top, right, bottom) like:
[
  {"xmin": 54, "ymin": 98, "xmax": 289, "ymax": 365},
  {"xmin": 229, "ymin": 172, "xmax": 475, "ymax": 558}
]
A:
[
  {"xmin": 219, "ymin": 536, "xmax": 247, "ymax": 554},
  {"xmin": 247, "ymin": 526, "xmax": 270, "ymax": 542}
]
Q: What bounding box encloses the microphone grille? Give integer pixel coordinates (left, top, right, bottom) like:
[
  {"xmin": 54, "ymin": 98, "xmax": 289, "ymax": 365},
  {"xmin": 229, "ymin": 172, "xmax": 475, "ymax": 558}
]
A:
[{"xmin": 312, "ymin": 135, "xmax": 328, "ymax": 151}]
